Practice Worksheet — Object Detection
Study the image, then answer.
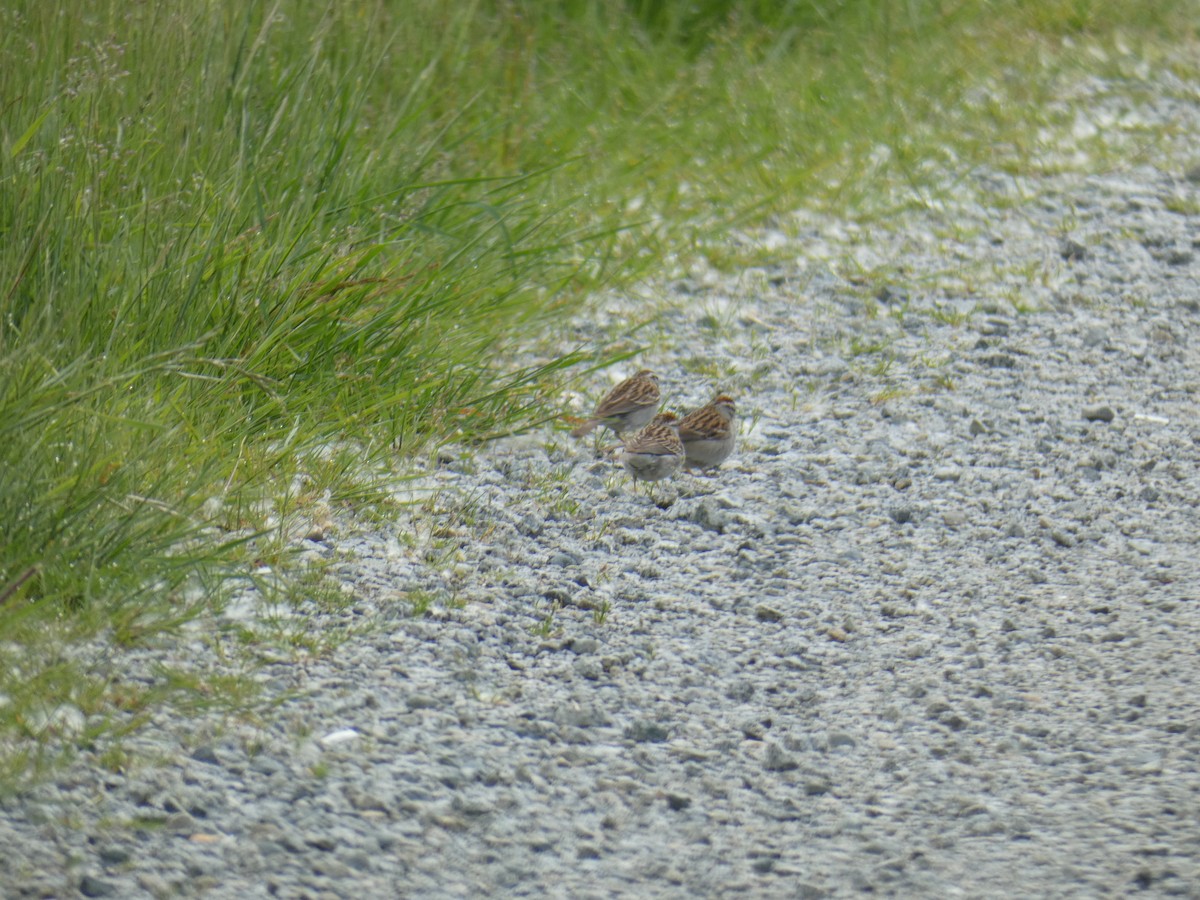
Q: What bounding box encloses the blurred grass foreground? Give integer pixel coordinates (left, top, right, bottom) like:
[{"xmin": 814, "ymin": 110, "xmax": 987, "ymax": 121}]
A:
[{"xmin": 0, "ymin": 0, "xmax": 1193, "ymax": 778}]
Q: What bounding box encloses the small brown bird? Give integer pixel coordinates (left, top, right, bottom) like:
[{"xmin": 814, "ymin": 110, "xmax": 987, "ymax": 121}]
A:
[
  {"xmin": 677, "ymin": 394, "xmax": 737, "ymax": 468},
  {"xmin": 621, "ymin": 412, "xmax": 684, "ymax": 484},
  {"xmin": 571, "ymin": 369, "xmax": 661, "ymax": 438}
]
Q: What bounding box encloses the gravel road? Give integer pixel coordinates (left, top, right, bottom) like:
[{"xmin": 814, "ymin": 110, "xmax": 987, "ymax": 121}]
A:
[{"xmin": 2, "ymin": 70, "xmax": 1199, "ymax": 899}]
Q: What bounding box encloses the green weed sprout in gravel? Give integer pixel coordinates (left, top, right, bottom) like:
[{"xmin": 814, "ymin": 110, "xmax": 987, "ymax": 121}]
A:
[{"xmin": 0, "ymin": 0, "xmax": 1195, "ymax": 783}]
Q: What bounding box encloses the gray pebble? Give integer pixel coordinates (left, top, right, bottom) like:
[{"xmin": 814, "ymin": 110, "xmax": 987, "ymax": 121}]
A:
[
  {"xmin": 1083, "ymin": 403, "xmax": 1116, "ymax": 422},
  {"xmin": 80, "ymin": 875, "xmax": 117, "ymax": 898},
  {"xmin": 764, "ymin": 743, "xmax": 799, "ymax": 772},
  {"xmin": 740, "ymin": 720, "xmax": 766, "ymax": 740},
  {"xmin": 136, "ymin": 873, "xmax": 174, "ymax": 896},
  {"xmin": 573, "ymin": 657, "xmax": 604, "ymax": 680},
  {"xmin": 570, "ymin": 637, "xmax": 600, "ymax": 655},
  {"xmin": 625, "ymin": 720, "xmax": 670, "ymax": 743},
  {"xmin": 687, "ymin": 499, "xmax": 729, "ymax": 533},
  {"xmin": 1060, "ymin": 238, "xmax": 1088, "ymax": 261},
  {"xmin": 665, "ymin": 792, "xmax": 692, "ymax": 811}
]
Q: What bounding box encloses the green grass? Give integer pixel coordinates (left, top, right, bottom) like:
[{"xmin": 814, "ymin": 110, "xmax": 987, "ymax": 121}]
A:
[{"xmin": 1, "ymin": 0, "xmax": 1197, "ymax": 785}]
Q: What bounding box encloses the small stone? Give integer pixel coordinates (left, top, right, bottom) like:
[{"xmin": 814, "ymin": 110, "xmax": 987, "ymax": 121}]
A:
[
  {"xmin": 345, "ymin": 786, "xmax": 389, "ymax": 813},
  {"xmin": 927, "ymin": 701, "xmax": 953, "ymax": 719},
  {"xmin": 763, "ymin": 743, "xmax": 798, "ymax": 772},
  {"xmin": 740, "ymin": 720, "xmax": 766, "ymax": 740},
  {"xmin": 726, "ymin": 680, "xmax": 755, "ymax": 702},
  {"xmin": 827, "ymin": 731, "xmax": 857, "ymax": 749},
  {"xmin": 517, "ymin": 518, "xmax": 544, "ymax": 537},
  {"xmin": 573, "ymin": 657, "xmax": 603, "ymax": 680},
  {"xmin": 665, "ymin": 792, "xmax": 692, "ymax": 811},
  {"xmin": 250, "ymin": 755, "xmax": 285, "ymax": 776},
  {"xmin": 1083, "ymin": 404, "xmax": 1115, "ymax": 423},
  {"xmin": 934, "ymin": 466, "xmax": 962, "ymax": 482},
  {"xmin": 689, "ymin": 499, "xmax": 728, "ymax": 533},
  {"xmin": 453, "ymin": 794, "xmax": 496, "ymax": 817},
  {"xmin": 943, "ymin": 510, "xmax": 966, "ymax": 527},
  {"xmin": 814, "ymin": 357, "xmax": 849, "ymax": 377},
  {"xmin": 556, "ymin": 702, "xmax": 610, "ymax": 728},
  {"xmin": 1051, "ymin": 530, "xmax": 1076, "ymax": 548},
  {"xmin": 319, "ymin": 728, "xmax": 361, "ymax": 747},
  {"xmin": 1060, "ymin": 238, "xmax": 1088, "ymax": 261},
  {"xmin": 755, "ymin": 605, "xmax": 784, "ymax": 623},
  {"xmin": 781, "ymin": 504, "xmax": 818, "ymax": 525},
  {"xmin": 570, "ymin": 637, "xmax": 600, "ymax": 655},
  {"xmin": 136, "ymin": 874, "xmax": 173, "ymax": 896},
  {"xmin": 98, "ymin": 846, "xmax": 131, "ymax": 866},
  {"xmin": 165, "ymin": 812, "xmax": 198, "ymax": 834},
  {"xmin": 190, "ymin": 744, "xmax": 222, "ymax": 765},
  {"xmin": 543, "ymin": 586, "xmax": 573, "ymax": 604},
  {"xmin": 625, "ymin": 720, "xmax": 670, "ymax": 743},
  {"xmin": 980, "ymin": 353, "xmax": 1016, "ymax": 368},
  {"xmin": 80, "ymin": 875, "xmax": 117, "ymax": 898}
]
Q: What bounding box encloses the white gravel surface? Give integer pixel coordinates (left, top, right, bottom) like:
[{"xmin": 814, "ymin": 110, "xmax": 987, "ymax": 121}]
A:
[{"xmin": 2, "ymin": 70, "xmax": 1200, "ymax": 899}]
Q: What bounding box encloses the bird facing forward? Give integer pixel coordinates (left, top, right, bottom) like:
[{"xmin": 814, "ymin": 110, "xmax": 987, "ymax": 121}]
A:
[{"xmin": 621, "ymin": 412, "xmax": 684, "ymax": 484}]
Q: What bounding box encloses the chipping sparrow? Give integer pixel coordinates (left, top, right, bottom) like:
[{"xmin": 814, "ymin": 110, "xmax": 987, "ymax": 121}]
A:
[
  {"xmin": 677, "ymin": 394, "xmax": 736, "ymax": 468},
  {"xmin": 621, "ymin": 412, "xmax": 684, "ymax": 484},
  {"xmin": 571, "ymin": 369, "xmax": 661, "ymax": 437}
]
